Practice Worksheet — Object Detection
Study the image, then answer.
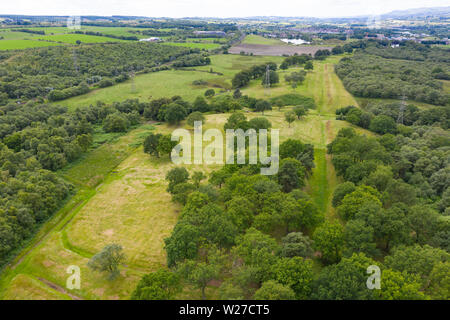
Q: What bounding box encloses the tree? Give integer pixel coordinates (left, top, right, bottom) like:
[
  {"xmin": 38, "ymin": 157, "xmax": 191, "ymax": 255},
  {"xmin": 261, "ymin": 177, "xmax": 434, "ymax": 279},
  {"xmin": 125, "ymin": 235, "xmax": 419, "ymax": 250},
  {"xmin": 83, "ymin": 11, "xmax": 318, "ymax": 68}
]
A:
[
  {"xmin": 76, "ymin": 134, "xmax": 93, "ymax": 152},
  {"xmin": 0, "ymin": 92, "xmax": 9, "ymax": 106},
  {"xmin": 385, "ymin": 245, "xmax": 449, "ymax": 282},
  {"xmin": 337, "ymin": 186, "xmax": 381, "ymax": 221},
  {"xmin": 204, "ymin": 89, "xmax": 215, "ymax": 98},
  {"xmin": 192, "ymin": 96, "xmax": 210, "ymax": 113},
  {"xmin": 369, "ymin": 115, "xmax": 397, "ymax": 134},
  {"xmin": 166, "ymin": 167, "xmax": 189, "ymax": 193},
  {"xmin": 103, "ymin": 113, "xmax": 128, "ymax": 132},
  {"xmin": 313, "ymin": 222, "xmax": 344, "ymax": 264},
  {"xmin": 279, "ymin": 232, "xmax": 314, "ymax": 258},
  {"xmin": 373, "ymin": 269, "xmax": 426, "ymax": 300},
  {"xmin": 284, "ymin": 111, "xmax": 296, "ymax": 128},
  {"xmin": 219, "ymin": 281, "xmax": 244, "ymax": 300},
  {"xmin": 178, "ymin": 248, "xmax": 224, "ymax": 299},
  {"xmin": 164, "ymin": 103, "xmax": 187, "ymax": 125},
  {"xmin": 356, "ymin": 203, "xmax": 410, "ymax": 252},
  {"xmin": 248, "ymin": 117, "xmax": 271, "ymax": 130},
  {"xmin": 224, "ymin": 112, "xmax": 247, "ymax": 130},
  {"xmin": 143, "ymin": 132, "xmax": 162, "ymax": 157},
  {"xmin": 186, "ymin": 111, "xmax": 205, "ymax": 127},
  {"xmin": 261, "ymin": 70, "xmax": 279, "ymax": 86},
  {"xmin": 312, "ymin": 253, "xmax": 376, "ymax": 300},
  {"xmin": 304, "ymin": 61, "xmax": 313, "ymax": 70},
  {"xmin": 233, "ymin": 89, "xmax": 242, "ymax": 99},
  {"xmin": 164, "ymin": 221, "xmax": 201, "ymax": 267},
  {"xmin": 277, "ymin": 158, "xmax": 305, "ymax": 193},
  {"xmin": 293, "ymin": 105, "xmax": 307, "ymax": 119},
  {"xmin": 157, "ymin": 134, "xmax": 176, "ymax": 158},
  {"xmin": 285, "ymin": 71, "xmax": 306, "ymax": 86},
  {"xmin": 131, "ymin": 269, "xmax": 181, "ymax": 300},
  {"xmin": 383, "ymin": 179, "xmax": 417, "ymax": 207},
  {"xmin": 427, "ymin": 262, "xmax": 450, "ymax": 300},
  {"xmin": 254, "ymin": 100, "xmax": 272, "ymax": 115},
  {"xmin": 344, "ymin": 219, "xmax": 378, "ymax": 257},
  {"xmin": 332, "ymin": 46, "xmax": 344, "ymax": 55},
  {"xmin": 233, "ymin": 228, "xmax": 279, "ymax": 283},
  {"xmin": 279, "ymin": 139, "xmax": 308, "ymax": 160},
  {"xmin": 226, "ymin": 196, "xmax": 254, "ymax": 231},
  {"xmin": 253, "ymin": 280, "xmax": 296, "ymax": 300},
  {"xmin": 171, "ymin": 182, "xmax": 196, "ymax": 205},
  {"xmin": 87, "ymin": 244, "xmax": 125, "ymax": 280},
  {"xmin": 192, "ymin": 171, "xmax": 206, "ymax": 188},
  {"xmin": 408, "ymin": 205, "xmax": 440, "ymax": 245},
  {"xmin": 332, "ymin": 182, "xmax": 356, "ymax": 207},
  {"xmin": 274, "ymin": 257, "xmax": 314, "ymax": 299}
]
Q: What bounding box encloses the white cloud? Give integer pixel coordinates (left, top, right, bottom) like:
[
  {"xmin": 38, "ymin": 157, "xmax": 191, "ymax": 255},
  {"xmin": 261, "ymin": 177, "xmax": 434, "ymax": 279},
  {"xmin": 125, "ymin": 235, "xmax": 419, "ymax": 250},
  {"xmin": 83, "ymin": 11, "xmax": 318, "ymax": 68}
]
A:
[{"xmin": 1, "ymin": 0, "xmax": 448, "ymax": 18}]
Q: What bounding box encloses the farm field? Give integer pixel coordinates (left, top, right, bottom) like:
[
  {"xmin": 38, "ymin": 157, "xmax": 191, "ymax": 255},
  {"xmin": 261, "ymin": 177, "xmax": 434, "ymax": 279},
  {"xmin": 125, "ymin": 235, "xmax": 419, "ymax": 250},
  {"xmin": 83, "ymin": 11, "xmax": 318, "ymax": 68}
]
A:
[
  {"xmin": 241, "ymin": 34, "xmax": 286, "ymax": 45},
  {"xmin": 0, "ymin": 26, "xmax": 135, "ymax": 50},
  {"xmin": 229, "ymin": 43, "xmax": 333, "ymax": 56},
  {"xmin": 0, "ymin": 52, "xmax": 367, "ymax": 299}
]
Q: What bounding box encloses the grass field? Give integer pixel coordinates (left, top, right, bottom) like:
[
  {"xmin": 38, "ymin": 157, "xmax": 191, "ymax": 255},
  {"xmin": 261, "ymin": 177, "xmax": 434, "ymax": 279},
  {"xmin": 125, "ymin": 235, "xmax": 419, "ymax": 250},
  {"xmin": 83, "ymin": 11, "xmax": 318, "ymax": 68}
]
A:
[
  {"xmin": 0, "ymin": 53, "xmax": 365, "ymax": 299},
  {"xmin": 0, "ymin": 39, "xmax": 63, "ymax": 50},
  {"xmin": 241, "ymin": 34, "xmax": 286, "ymax": 45},
  {"xmin": 0, "ymin": 26, "xmax": 134, "ymax": 50},
  {"xmin": 56, "ymin": 54, "xmax": 285, "ymax": 110}
]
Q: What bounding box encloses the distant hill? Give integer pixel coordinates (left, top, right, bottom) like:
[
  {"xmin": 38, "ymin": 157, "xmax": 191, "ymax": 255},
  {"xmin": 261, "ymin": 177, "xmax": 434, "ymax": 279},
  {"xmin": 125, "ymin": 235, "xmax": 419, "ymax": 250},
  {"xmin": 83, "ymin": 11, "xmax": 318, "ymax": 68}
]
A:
[{"xmin": 380, "ymin": 6, "xmax": 450, "ymax": 19}]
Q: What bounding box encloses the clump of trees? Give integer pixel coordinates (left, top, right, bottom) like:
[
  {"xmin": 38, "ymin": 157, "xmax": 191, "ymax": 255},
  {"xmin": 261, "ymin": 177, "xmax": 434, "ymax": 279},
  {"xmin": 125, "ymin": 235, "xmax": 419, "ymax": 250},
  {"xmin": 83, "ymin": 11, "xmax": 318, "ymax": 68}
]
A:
[{"xmin": 232, "ymin": 62, "xmax": 277, "ymax": 88}]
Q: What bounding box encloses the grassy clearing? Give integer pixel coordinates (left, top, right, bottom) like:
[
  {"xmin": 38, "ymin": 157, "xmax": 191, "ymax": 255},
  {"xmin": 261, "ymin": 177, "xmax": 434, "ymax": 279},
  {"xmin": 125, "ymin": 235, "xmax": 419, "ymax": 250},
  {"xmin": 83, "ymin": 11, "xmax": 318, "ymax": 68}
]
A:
[
  {"xmin": 241, "ymin": 34, "xmax": 286, "ymax": 46},
  {"xmin": 59, "ymin": 125, "xmax": 155, "ymax": 187},
  {"xmin": 57, "ymin": 70, "xmax": 221, "ymax": 110}
]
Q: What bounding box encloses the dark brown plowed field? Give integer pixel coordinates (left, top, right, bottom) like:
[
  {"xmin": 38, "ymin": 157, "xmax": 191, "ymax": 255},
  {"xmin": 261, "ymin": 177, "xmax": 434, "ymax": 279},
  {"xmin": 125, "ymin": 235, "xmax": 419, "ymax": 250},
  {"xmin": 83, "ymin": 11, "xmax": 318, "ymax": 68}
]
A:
[{"xmin": 229, "ymin": 43, "xmax": 333, "ymax": 56}]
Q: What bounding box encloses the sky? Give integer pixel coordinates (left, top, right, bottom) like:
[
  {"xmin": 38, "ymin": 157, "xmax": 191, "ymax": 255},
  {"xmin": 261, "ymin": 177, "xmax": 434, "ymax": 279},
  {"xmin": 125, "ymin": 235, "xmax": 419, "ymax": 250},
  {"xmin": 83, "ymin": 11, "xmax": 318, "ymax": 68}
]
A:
[{"xmin": 1, "ymin": 0, "xmax": 449, "ymax": 18}]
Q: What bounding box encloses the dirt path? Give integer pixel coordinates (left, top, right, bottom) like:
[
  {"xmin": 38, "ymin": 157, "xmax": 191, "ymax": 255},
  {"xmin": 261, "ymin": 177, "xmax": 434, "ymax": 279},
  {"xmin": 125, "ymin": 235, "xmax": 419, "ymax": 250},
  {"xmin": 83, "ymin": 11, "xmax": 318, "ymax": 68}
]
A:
[{"xmin": 37, "ymin": 277, "xmax": 83, "ymax": 300}]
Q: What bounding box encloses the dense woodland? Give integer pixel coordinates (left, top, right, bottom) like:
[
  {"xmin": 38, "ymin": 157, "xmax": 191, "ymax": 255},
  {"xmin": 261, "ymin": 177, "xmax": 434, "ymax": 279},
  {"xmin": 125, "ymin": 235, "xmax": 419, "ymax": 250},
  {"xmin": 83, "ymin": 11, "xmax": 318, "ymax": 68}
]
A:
[{"xmin": 335, "ymin": 41, "xmax": 450, "ymax": 106}]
